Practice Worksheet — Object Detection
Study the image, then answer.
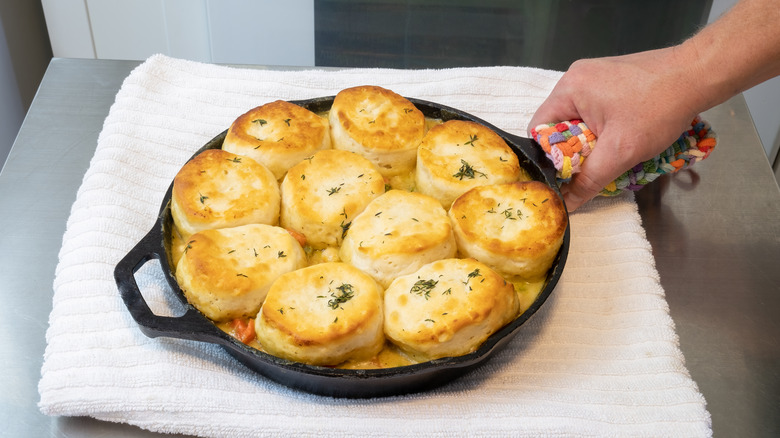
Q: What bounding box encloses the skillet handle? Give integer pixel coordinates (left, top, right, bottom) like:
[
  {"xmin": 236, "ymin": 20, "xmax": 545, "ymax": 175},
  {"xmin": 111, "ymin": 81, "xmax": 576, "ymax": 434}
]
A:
[
  {"xmin": 114, "ymin": 225, "xmax": 219, "ymax": 341},
  {"xmin": 503, "ymin": 132, "xmax": 560, "ymax": 191}
]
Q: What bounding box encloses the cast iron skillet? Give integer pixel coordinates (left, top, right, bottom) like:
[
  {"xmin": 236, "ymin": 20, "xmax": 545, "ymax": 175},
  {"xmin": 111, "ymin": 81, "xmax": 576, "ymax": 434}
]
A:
[{"xmin": 114, "ymin": 96, "xmax": 570, "ymax": 398}]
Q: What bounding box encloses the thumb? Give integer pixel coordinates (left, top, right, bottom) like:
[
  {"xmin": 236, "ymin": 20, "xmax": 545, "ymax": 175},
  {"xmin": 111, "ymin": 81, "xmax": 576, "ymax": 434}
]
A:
[
  {"xmin": 527, "ymin": 93, "xmax": 580, "ymax": 137},
  {"xmin": 560, "ymin": 134, "xmax": 627, "ymax": 212}
]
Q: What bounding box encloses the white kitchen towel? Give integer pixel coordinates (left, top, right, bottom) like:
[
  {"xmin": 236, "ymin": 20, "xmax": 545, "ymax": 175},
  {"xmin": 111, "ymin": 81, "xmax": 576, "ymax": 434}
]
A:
[{"xmin": 38, "ymin": 54, "xmax": 711, "ymax": 437}]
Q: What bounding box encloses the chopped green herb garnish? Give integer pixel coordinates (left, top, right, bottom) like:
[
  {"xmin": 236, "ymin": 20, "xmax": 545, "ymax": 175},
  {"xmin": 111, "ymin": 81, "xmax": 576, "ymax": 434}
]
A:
[
  {"xmin": 340, "ymin": 221, "xmax": 351, "ymax": 238},
  {"xmin": 327, "ymin": 283, "xmax": 355, "ymax": 309},
  {"xmin": 453, "ymin": 159, "xmax": 486, "ymax": 180},
  {"xmin": 410, "ymin": 279, "xmax": 438, "ymax": 300},
  {"xmin": 500, "ymin": 208, "xmax": 524, "ymax": 221},
  {"xmin": 463, "ymin": 269, "xmax": 482, "ymax": 286}
]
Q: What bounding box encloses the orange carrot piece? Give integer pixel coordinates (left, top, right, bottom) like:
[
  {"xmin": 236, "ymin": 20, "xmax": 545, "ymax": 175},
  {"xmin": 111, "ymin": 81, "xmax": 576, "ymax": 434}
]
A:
[
  {"xmin": 231, "ymin": 318, "xmax": 256, "ymax": 344},
  {"xmin": 285, "ymin": 228, "xmax": 307, "ymax": 248}
]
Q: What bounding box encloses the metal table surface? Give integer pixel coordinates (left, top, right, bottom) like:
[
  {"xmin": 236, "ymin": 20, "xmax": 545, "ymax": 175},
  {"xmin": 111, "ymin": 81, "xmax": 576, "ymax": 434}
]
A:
[{"xmin": 1, "ymin": 58, "xmax": 778, "ymax": 437}]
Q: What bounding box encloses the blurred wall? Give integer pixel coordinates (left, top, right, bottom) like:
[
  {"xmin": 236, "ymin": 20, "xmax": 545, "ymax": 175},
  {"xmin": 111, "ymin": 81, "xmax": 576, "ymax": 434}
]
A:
[
  {"xmin": 0, "ymin": 1, "xmax": 52, "ymax": 171},
  {"xmin": 0, "ymin": 18, "xmax": 24, "ymax": 171}
]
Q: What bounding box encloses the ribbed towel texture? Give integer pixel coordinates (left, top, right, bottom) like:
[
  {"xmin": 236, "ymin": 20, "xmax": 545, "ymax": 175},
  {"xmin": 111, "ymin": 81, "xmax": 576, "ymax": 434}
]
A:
[{"xmin": 38, "ymin": 54, "xmax": 711, "ymax": 437}]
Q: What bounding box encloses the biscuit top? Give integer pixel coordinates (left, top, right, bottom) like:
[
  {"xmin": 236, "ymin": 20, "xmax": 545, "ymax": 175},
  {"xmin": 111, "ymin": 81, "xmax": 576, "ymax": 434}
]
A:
[
  {"xmin": 175, "ymin": 224, "xmax": 307, "ymax": 321},
  {"xmin": 330, "ymin": 85, "xmax": 425, "ymax": 152},
  {"xmin": 383, "ymin": 258, "xmax": 519, "ymax": 352},
  {"xmin": 225, "ymin": 100, "xmax": 328, "ymax": 149},
  {"xmin": 450, "ymin": 181, "xmax": 567, "ymax": 257},
  {"xmin": 418, "ymin": 120, "xmax": 521, "ymax": 187},
  {"xmin": 345, "ymin": 190, "xmax": 453, "ymax": 259},
  {"xmin": 179, "ymin": 225, "xmax": 305, "ymax": 293},
  {"xmin": 281, "ymin": 149, "xmax": 385, "ymax": 246},
  {"xmin": 259, "ymin": 262, "xmax": 383, "ymax": 346},
  {"xmin": 222, "ymin": 100, "xmax": 330, "ymax": 178},
  {"xmin": 171, "ymin": 148, "xmax": 280, "ymax": 235}
]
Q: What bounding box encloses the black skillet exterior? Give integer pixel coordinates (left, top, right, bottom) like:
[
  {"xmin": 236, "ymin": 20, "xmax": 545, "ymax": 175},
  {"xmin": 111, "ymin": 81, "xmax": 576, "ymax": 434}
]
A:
[{"xmin": 114, "ymin": 96, "xmax": 570, "ymax": 398}]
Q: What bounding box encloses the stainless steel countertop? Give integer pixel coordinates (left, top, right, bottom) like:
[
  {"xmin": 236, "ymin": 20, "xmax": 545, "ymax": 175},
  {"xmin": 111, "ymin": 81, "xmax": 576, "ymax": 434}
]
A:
[{"xmin": 1, "ymin": 58, "xmax": 778, "ymax": 437}]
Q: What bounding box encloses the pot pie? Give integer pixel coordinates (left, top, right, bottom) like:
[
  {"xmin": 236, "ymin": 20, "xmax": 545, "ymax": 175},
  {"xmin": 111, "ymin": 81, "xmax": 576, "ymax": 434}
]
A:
[{"xmin": 168, "ymin": 87, "xmax": 567, "ymax": 369}]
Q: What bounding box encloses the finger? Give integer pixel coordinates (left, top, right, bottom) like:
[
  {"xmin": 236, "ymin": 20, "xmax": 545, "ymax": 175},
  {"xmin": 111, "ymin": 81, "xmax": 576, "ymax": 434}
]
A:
[
  {"xmin": 527, "ymin": 88, "xmax": 581, "ymax": 136},
  {"xmin": 560, "ymin": 135, "xmax": 628, "ymax": 211},
  {"xmin": 561, "ymin": 173, "xmax": 603, "ymax": 212}
]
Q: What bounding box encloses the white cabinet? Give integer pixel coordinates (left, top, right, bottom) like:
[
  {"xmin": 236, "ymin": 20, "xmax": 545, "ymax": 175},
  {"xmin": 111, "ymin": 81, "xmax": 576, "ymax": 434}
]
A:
[{"xmin": 41, "ymin": 0, "xmax": 315, "ymax": 66}]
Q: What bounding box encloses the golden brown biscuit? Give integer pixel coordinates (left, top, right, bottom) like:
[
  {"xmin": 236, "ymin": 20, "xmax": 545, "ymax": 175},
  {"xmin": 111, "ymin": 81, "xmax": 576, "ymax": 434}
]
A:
[
  {"xmin": 339, "ymin": 190, "xmax": 457, "ymax": 288},
  {"xmin": 222, "ymin": 100, "xmax": 331, "ymax": 180},
  {"xmin": 448, "ymin": 181, "xmax": 567, "ymax": 280},
  {"xmin": 383, "ymin": 258, "xmax": 519, "ymax": 361},
  {"xmin": 328, "ymin": 85, "xmax": 425, "ymax": 177},
  {"xmin": 170, "ymin": 149, "xmax": 280, "ymax": 238},
  {"xmin": 280, "ymin": 149, "xmax": 385, "ymax": 249},
  {"xmin": 255, "ymin": 262, "xmax": 385, "ymax": 366},
  {"xmin": 415, "ymin": 120, "xmax": 525, "ymax": 208},
  {"xmin": 175, "ymin": 224, "xmax": 306, "ymax": 322}
]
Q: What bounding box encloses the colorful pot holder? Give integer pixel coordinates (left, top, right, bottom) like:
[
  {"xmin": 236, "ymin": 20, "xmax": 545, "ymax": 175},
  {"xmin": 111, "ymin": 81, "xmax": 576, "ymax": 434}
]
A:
[{"xmin": 531, "ymin": 116, "xmax": 717, "ymax": 196}]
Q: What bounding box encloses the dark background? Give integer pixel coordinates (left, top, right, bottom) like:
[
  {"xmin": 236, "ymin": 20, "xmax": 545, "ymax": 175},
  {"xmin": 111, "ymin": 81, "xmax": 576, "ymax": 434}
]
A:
[{"xmin": 315, "ymin": 0, "xmax": 712, "ymax": 70}]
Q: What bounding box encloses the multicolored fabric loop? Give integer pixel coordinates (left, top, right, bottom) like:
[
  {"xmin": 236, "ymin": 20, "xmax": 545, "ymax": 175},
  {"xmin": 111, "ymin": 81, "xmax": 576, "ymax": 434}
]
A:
[
  {"xmin": 530, "ymin": 120, "xmax": 596, "ymax": 184},
  {"xmin": 531, "ymin": 116, "xmax": 717, "ymax": 196}
]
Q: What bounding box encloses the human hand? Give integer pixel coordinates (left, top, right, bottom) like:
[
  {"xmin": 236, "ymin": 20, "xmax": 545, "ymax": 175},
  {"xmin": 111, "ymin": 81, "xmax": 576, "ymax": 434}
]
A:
[{"xmin": 528, "ymin": 47, "xmax": 703, "ymax": 211}]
